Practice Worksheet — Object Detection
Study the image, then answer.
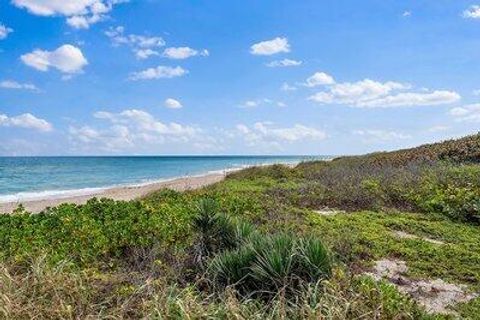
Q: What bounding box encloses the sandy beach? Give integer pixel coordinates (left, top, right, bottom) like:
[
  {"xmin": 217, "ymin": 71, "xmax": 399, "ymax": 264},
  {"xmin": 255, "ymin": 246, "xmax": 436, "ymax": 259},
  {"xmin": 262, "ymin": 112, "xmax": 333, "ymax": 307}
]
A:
[{"xmin": 0, "ymin": 172, "xmax": 225, "ymax": 214}]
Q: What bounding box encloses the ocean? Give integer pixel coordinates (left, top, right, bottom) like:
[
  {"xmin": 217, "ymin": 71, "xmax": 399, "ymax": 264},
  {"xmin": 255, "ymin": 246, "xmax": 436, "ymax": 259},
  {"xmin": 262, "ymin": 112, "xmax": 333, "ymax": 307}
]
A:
[{"xmin": 0, "ymin": 156, "xmax": 327, "ymax": 203}]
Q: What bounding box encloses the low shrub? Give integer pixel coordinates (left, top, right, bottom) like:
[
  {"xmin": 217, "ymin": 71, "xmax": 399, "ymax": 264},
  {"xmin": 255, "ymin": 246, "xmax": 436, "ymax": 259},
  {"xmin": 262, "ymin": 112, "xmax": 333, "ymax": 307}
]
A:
[
  {"xmin": 208, "ymin": 233, "xmax": 331, "ymax": 298},
  {"xmin": 0, "ymin": 197, "xmax": 193, "ymax": 265}
]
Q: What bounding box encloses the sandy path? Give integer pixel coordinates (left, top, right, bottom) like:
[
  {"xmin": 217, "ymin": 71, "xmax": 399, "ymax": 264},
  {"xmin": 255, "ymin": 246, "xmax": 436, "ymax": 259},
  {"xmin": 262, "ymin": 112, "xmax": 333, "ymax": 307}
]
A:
[{"xmin": 0, "ymin": 172, "xmax": 225, "ymax": 214}]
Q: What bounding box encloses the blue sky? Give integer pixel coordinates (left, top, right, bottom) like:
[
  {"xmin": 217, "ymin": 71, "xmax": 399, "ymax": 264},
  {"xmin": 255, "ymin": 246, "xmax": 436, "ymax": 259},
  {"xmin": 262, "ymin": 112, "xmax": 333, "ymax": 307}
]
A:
[{"xmin": 1, "ymin": 0, "xmax": 479, "ymax": 156}]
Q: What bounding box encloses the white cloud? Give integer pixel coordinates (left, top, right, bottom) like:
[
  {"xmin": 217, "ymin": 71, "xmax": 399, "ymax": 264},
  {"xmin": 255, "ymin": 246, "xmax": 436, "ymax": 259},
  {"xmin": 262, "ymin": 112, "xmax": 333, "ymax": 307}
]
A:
[
  {"xmin": 135, "ymin": 49, "xmax": 159, "ymax": 59},
  {"xmin": 69, "ymin": 109, "xmax": 204, "ymax": 152},
  {"xmin": 449, "ymin": 104, "xmax": 480, "ymax": 122},
  {"xmin": 266, "ymin": 58, "xmax": 302, "ymax": 68},
  {"xmin": 281, "ymin": 82, "xmax": 297, "ymax": 91},
  {"xmin": 0, "ymin": 23, "xmax": 13, "ymax": 40},
  {"xmin": 356, "ymin": 91, "xmax": 461, "ymax": 108},
  {"xmin": 236, "ymin": 122, "xmax": 326, "ymax": 147},
  {"xmin": 0, "ymin": 80, "xmax": 38, "ymax": 91},
  {"xmin": 129, "ymin": 66, "xmax": 187, "ymax": 81},
  {"xmin": 354, "ymin": 129, "xmax": 411, "ymax": 142},
  {"xmin": 305, "ymin": 72, "xmax": 336, "ymax": 87},
  {"xmin": 239, "ymin": 98, "xmax": 286, "ymax": 109},
  {"xmin": 0, "ymin": 113, "xmax": 52, "ymax": 132},
  {"xmin": 463, "ymin": 5, "xmax": 480, "ymax": 19},
  {"xmin": 105, "ymin": 26, "xmax": 165, "ymax": 48},
  {"xmin": 12, "ymin": 0, "xmax": 126, "ymax": 29},
  {"xmin": 163, "ymin": 47, "xmax": 209, "ymax": 59},
  {"xmin": 250, "ymin": 37, "xmax": 290, "ymax": 55},
  {"xmin": 164, "ymin": 98, "xmax": 183, "ymax": 109},
  {"xmin": 105, "ymin": 26, "xmax": 165, "ymax": 58},
  {"xmin": 93, "ymin": 109, "xmax": 196, "ymax": 136},
  {"xmin": 402, "ymin": 11, "xmax": 412, "ymax": 17},
  {"xmin": 66, "ymin": 14, "xmax": 102, "ymax": 29},
  {"xmin": 308, "ymin": 75, "xmax": 460, "ymax": 108},
  {"xmin": 21, "ymin": 44, "xmax": 88, "ymax": 74}
]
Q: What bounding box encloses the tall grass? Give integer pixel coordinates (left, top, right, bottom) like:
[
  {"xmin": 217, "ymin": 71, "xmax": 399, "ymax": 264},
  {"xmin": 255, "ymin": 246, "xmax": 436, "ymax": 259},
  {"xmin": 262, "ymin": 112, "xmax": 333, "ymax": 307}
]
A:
[{"xmin": 0, "ymin": 256, "xmax": 428, "ymax": 319}]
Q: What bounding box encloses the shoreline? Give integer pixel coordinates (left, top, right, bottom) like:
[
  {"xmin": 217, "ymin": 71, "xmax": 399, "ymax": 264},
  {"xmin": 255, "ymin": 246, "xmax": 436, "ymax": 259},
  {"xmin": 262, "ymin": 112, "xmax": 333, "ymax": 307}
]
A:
[
  {"xmin": 0, "ymin": 172, "xmax": 226, "ymax": 214},
  {"xmin": 0, "ymin": 162, "xmax": 301, "ymax": 214}
]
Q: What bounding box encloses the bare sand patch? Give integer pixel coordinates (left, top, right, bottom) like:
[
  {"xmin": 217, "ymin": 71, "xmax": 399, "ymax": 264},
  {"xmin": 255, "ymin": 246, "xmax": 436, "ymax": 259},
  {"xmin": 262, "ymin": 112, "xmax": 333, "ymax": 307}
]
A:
[
  {"xmin": 368, "ymin": 259, "xmax": 477, "ymax": 315},
  {"xmin": 392, "ymin": 230, "xmax": 445, "ymax": 245},
  {"xmin": 313, "ymin": 207, "xmax": 345, "ymax": 216}
]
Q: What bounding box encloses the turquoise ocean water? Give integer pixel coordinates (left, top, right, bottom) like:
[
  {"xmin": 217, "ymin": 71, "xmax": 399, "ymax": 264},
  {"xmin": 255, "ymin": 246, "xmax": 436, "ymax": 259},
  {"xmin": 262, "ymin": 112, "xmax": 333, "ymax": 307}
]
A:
[{"xmin": 0, "ymin": 156, "xmax": 328, "ymax": 202}]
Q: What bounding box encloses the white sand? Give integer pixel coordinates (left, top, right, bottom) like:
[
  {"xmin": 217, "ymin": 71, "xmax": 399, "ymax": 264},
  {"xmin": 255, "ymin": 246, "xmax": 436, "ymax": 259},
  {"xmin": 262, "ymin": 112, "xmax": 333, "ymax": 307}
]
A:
[{"xmin": 0, "ymin": 172, "xmax": 225, "ymax": 214}]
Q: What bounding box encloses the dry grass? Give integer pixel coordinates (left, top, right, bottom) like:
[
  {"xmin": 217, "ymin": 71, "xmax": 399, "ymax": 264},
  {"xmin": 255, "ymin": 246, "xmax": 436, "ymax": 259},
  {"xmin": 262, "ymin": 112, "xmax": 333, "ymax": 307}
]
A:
[{"xmin": 0, "ymin": 256, "xmax": 429, "ymax": 320}]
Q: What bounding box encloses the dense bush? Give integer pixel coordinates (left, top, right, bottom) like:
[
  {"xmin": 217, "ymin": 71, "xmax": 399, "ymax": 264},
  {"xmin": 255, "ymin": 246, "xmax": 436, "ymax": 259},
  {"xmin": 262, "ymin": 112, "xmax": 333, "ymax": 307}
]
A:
[
  {"xmin": 0, "ymin": 197, "xmax": 193, "ymax": 265},
  {"xmin": 282, "ymin": 159, "xmax": 480, "ymax": 223}
]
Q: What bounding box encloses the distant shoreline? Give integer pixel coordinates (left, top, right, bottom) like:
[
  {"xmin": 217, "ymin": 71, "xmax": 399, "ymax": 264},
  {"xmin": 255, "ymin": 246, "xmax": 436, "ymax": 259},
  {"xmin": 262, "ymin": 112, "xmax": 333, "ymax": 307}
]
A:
[
  {"xmin": 0, "ymin": 171, "xmax": 226, "ymax": 214},
  {"xmin": 0, "ymin": 162, "xmax": 300, "ymax": 214}
]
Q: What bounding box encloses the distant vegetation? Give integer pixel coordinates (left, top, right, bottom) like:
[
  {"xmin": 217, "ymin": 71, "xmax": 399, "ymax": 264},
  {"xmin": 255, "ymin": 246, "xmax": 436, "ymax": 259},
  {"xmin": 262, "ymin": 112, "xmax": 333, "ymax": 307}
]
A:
[{"xmin": 0, "ymin": 133, "xmax": 479, "ymax": 319}]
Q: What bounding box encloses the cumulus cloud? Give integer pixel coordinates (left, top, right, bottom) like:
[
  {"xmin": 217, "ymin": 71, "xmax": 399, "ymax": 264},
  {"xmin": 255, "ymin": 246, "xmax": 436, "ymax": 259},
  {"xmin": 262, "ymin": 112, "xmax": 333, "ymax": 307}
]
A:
[
  {"xmin": 354, "ymin": 129, "xmax": 411, "ymax": 142},
  {"xmin": 69, "ymin": 109, "xmax": 205, "ymax": 152},
  {"xmin": 463, "ymin": 5, "xmax": 480, "ymax": 19},
  {"xmin": 164, "ymin": 98, "xmax": 183, "ymax": 109},
  {"xmin": 135, "ymin": 49, "xmax": 159, "ymax": 59},
  {"xmin": 105, "ymin": 26, "xmax": 166, "ymax": 59},
  {"xmin": 0, "ymin": 80, "xmax": 38, "ymax": 91},
  {"xmin": 266, "ymin": 58, "xmax": 302, "ymax": 68},
  {"xmin": 21, "ymin": 44, "xmax": 88, "ymax": 74},
  {"xmin": 236, "ymin": 122, "xmax": 326, "ymax": 147},
  {"xmin": 307, "ymin": 74, "xmax": 460, "ymax": 108},
  {"xmin": 129, "ymin": 66, "xmax": 187, "ymax": 81},
  {"xmin": 12, "ymin": 0, "xmax": 126, "ymax": 29},
  {"xmin": 250, "ymin": 37, "xmax": 290, "ymax": 55},
  {"xmin": 0, "ymin": 113, "xmax": 52, "ymax": 132},
  {"xmin": 402, "ymin": 11, "xmax": 412, "ymax": 17},
  {"xmin": 93, "ymin": 109, "xmax": 196, "ymax": 136},
  {"xmin": 163, "ymin": 47, "xmax": 209, "ymax": 59},
  {"xmin": 449, "ymin": 104, "xmax": 480, "ymax": 122},
  {"xmin": 0, "ymin": 23, "xmax": 13, "ymax": 40},
  {"xmin": 305, "ymin": 72, "xmax": 336, "ymax": 87}
]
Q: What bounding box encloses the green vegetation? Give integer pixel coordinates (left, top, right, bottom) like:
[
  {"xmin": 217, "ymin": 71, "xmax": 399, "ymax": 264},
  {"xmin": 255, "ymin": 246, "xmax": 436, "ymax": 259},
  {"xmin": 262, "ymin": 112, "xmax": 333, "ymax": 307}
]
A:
[{"xmin": 0, "ymin": 133, "xmax": 479, "ymax": 319}]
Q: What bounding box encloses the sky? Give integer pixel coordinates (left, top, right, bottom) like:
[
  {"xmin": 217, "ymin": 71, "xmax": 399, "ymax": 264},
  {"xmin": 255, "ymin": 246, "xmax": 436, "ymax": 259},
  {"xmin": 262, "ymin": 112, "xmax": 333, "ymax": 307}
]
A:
[{"xmin": 0, "ymin": 0, "xmax": 480, "ymax": 156}]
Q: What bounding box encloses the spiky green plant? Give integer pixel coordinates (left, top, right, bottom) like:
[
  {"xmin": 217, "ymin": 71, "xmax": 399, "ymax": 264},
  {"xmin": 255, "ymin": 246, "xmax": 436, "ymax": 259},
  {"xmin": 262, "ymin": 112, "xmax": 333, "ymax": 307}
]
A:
[
  {"xmin": 209, "ymin": 246, "xmax": 256, "ymax": 289},
  {"xmin": 297, "ymin": 237, "xmax": 331, "ymax": 281},
  {"xmin": 250, "ymin": 234, "xmax": 295, "ymax": 290},
  {"xmin": 192, "ymin": 198, "xmax": 221, "ymax": 258},
  {"xmin": 208, "ymin": 232, "xmax": 332, "ymax": 299}
]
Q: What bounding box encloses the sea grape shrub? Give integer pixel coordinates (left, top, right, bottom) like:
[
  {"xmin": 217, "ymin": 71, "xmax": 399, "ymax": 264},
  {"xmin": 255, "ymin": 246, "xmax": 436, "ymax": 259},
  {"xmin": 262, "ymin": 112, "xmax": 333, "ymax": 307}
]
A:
[{"xmin": 0, "ymin": 198, "xmax": 193, "ymax": 265}]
